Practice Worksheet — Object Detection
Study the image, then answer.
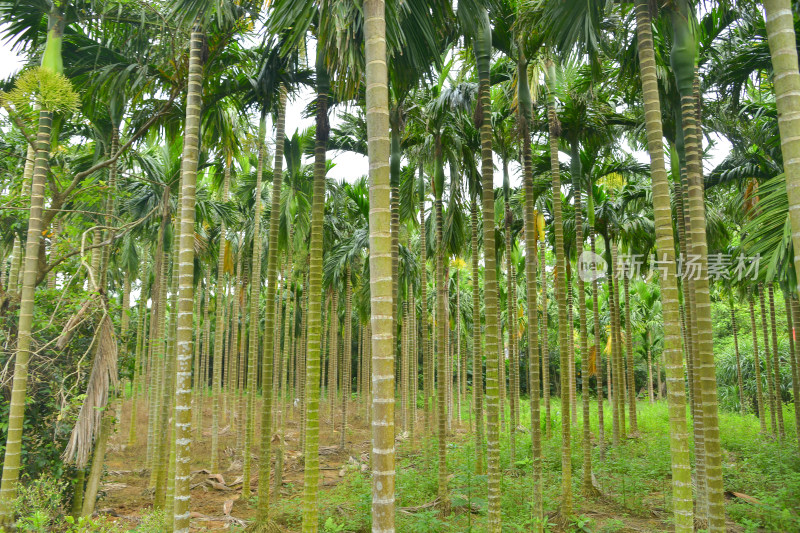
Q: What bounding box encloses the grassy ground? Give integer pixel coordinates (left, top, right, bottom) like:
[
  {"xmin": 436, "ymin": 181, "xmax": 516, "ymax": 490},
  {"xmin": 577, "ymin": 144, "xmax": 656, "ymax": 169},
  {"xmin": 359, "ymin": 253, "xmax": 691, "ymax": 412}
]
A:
[{"xmin": 16, "ymin": 395, "xmax": 800, "ymax": 532}]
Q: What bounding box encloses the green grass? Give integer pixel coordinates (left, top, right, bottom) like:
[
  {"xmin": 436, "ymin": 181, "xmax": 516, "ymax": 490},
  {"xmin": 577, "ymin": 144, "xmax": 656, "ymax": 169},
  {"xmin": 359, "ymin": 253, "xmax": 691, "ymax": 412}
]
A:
[{"xmin": 267, "ymin": 397, "xmax": 800, "ymax": 532}]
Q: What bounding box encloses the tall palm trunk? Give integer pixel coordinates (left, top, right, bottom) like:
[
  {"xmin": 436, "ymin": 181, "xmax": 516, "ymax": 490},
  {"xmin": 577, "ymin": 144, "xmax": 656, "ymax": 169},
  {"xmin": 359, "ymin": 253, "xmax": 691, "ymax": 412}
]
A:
[
  {"xmin": 475, "ymin": 11, "xmax": 501, "ymax": 529},
  {"xmin": 505, "ymin": 210, "xmax": 518, "ymax": 460},
  {"xmin": 470, "ymin": 197, "xmax": 485, "ymax": 474},
  {"xmin": 147, "ymin": 196, "xmax": 169, "ymax": 472},
  {"xmin": 545, "ymin": 58, "xmax": 572, "ymax": 518},
  {"xmin": 456, "ymin": 270, "xmax": 463, "ymax": 423},
  {"xmin": 211, "ymin": 154, "xmax": 231, "ymax": 472},
  {"xmin": 633, "ymin": 1, "xmax": 694, "ymax": 529},
  {"xmin": 567, "ymin": 272, "xmax": 576, "ymax": 424},
  {"xmin": 402, "ymin": 299, "xmax": 409, "ymax": 431},
  {"xmin": 410, "ymin": 291, "xmax": 417, "ymax": 439},
  {"xmin": 784, "ymin": 290, "xmax": 798, "ymax": 435},
  {"xmin": 731, "ymin": 303, "xmax": 745, "ymax": 414},
  {"xmin": 0, "ymin": 109, "xmax": 53, "ymax": 524},
  {"xmin": 570, "ymin": 140, "xmax": 593, "ymax": 494},
  {"xmin": 670, "ymin": 4, "xmax": 724, "ymax": 526},
  {"xmin": 518, "ymin": 51, "xmax": 543, "ymax": 530},
  {"xmin": 749, "ymin": 295, "xmax": 767, "ymax": 431},
  {"xmin": 609, "ymin": 242, "xmax": 625, "ymax": 442},
  {"xmin": 590, "ymin": 232, "xmax": 605, "ymax": 460},
  {"xmin": 329, "ymin": 290, "xmax": 339, "ymax": 423},
  {"xmin": 788, "ymin": 296, "xmax": 800, "ymax": 450},
  {"xmin": 391, "ymin": 125, "xmax": 401, "ymax": 393},
  {"xmin": 624, "ymin": 276, "xmax": 637, "ymax": 433},
  {"xmin": 341, "ymin": 267, "xmax": 352, "ymax": 449},
  {"xmin": 0, "ymin": 10, "xmax": 68, "ymax": 517},
  {"xmin": 300, "ymin": 46, "xmax": 329, "ymax": 533},
  {"xmin": 419, "ymin": 172, "xmax": 433, "ymax": 440},
  {"xmin": 759, "ymin": 284, "xmax": 778, "ymax": 434},
  {"xmin": 540, "ymin": 239, "xmax": 550, "ymax": 437},
  {"xmin": 130, "ymin": 285, "xmax": 148, "ymax": 445},
  {"xmin": 365, "ymin": 1, "xmax": 396, "ymax": 529},
  {"xmin": 256, "ymin": 87, "xmax": 287, "ymax": 521},
  {"xmin": 432, "ymin": 139, "xmax": 449, "ymax": 507},
  {"xmin": 155, "ymin": 196, "xmax": 180, "ymax": 511},
  {"xmin": 768, "ymin": 284, "xmax": 785, "ymax": 437},
  {"xmin": 6, "ymin": 237, "xmax": 22, "ymax": 295},
  {"xmin": 763, "ymin": 0, "xmax": 800, "ymax": 293},
  {"xmin": 171, "ymin": 25, "xmax": 203, "ymax": 532},
  {"xmin": 242, "ymin": 113, "xmax": 268, "ymax": 500},
  {"xmin": 646, "ymin": 330, "xmax": 654, "ymax": 404}
]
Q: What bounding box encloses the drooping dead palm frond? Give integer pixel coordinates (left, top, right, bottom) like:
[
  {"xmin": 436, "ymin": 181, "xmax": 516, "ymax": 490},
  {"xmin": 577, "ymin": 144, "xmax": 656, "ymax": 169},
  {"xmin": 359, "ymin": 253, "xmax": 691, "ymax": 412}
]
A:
[{"xmin": 63, "ymin": 314, "xmax": 118, "ymax": 468}]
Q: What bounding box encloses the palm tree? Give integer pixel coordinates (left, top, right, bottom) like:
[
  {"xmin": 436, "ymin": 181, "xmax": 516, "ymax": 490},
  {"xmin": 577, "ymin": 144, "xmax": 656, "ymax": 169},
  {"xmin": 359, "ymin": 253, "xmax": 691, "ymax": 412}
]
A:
[
  {"xmin": 631, "ymin": 1, "xmax": 694, "ymax": 529},
  {"xmin": 542, "ymin": 57, "xmax": 575, "ymax": 518},
  {"xmin": 516, "ymin": 40, "xmax": 544, "ymax": 530},
  {"xmin": 0, "ymin": 9, "xmax": 79, "ymax": 522},
  {"xmin": 668, "ymin": 3, "xmax": 724, "ymax": 525},
  {"xmin": 466, "ymin": 6, "xmax": 502, "ymax": 528}
]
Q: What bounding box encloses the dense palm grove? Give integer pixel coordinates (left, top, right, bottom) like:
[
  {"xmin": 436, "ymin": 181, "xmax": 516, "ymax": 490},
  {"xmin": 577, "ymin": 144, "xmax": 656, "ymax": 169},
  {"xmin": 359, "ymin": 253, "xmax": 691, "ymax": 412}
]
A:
[{"xmin": 1, "ymin": 0, "xmax": 800, "ymax": 531}]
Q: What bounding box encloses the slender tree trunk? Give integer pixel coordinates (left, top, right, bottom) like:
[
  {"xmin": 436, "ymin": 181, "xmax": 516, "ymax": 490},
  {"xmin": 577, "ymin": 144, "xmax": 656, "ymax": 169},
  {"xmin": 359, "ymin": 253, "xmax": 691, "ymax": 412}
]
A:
[
  {"xmin": 456, "ymin": 270, "xmax": 463, "ymax": 423},
  {"xmin": 6, "ymin": 237, "xmax": 22, "ymax": 296},
  {"xmin": 81, "ymin": 410, "xmax": 114, "ymax": 517},
  {"xmin": 146, "ymin": 204, "xmax": 167, "ymax": 471},
  {"xmin": 171, "ymin": 26, "xmax": 202, "ymax": 530},
  {"xmin": 768, "ymin": 284, "xmax": 786, "ymax": 437},
  {"xmin": 624, "ymin": 276, "xmax": 637, "ymax": 433},
  {"xmin": 475, "ymin": 12, "xmax": 501, "ymax": 529},
  {"xmin": 571, "ymin": 141, "xmax": 594, "ymax": 494},
  {"xmin": 567, "ymin": 272, "xmax": 576, "ymax": 425},
  {"xmin": 647, "ymin": 332, "xmax": 654, "ymax": 404},
  {"xmin": 242, "ymin": 112, "xmax": 268, "ymax": 501},
  {"xmin": 210, "ymin": 155, "xmax": 231, "ymax": 473},
  {"xmin": 518, "ymin": 51, "xmax": 543, "ymax": 528},
  {"xmin": 749, "ymin": 296, "xmax": 767, "ymax": 431},
  {"xmin": 731, "ymin": 303, "xmax": 745, "ymax": 415},
  {"xmin": 149, "ymin": 201, "xmax": 171, "ymax": 491},
  {"xmin": 505, "ymin": 212, "xmax": 518, "ymax": 459},
  {"xmin": 540, "ymin": 239, "xmax": 551, "ymax": 438},
  {"xmin": 760, "ymin": 284, "xmax": 778, "ymax": 434},
  {"xmin": 634, "ymin": 2, "xmax": 694, "ymax": 528},
  {"xmin": 300, "ymin": 47, "xmax": 330, "ymax": 532},
  {"xmin": 255, "ymin": 85, "xmax": 287, "ymax": 522},
  {"xmin": 419, "ymin": 174, "xmax": 433, "ymax": 443},
  {"xmin": 130, "ymin": 291, "xmax": 148, "ymax": 446},
  {"xmin": 610, "ymin": 242, "xmax": 623, "ymax": 445},
  {"xmin": 763, "ymin": 0, "xmax": 800, "ymax": 295},
  {"xmin": 671, "ymin": 7, "xmax": 724, "ymax": 526},
  {"xmin": 0, "ymin": 108, "xmax": 54, "ymax": 523},
  {"xmin": 341, "ymin": 266, "xmax": 352, "ymax": 449},
  {"xmin": 433, "ymin": 141, "xmax": 449, "ymax": 507},
  {"xmin": 402, "ymin": 298, "xmax": 410, "ymax": 432},
  {"xmin": 590, "ymin": 233, "xmax": 605, "ymax": 461},
  {"xmin": 470, "ymin": 198, "xmax": 485, "ymax": 474},
  {"xmin": 789, "ymin": 296, "xmax": 800, "ymax": 450},
  {"xmin": 545, "ymin": 59, "xmax": 572, "ymax": 519},
  {"xmin": 330, "ymin": 290, "xmax": 339, "ymax": 425},
  {"xmin": 365, "ymin": 2, "xmax": 396, "ymax": 528}
]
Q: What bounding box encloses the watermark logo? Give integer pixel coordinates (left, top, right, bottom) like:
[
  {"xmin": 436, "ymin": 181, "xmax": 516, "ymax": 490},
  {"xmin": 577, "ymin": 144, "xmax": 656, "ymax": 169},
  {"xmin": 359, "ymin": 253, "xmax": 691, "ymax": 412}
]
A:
[
  {"xmin": 577, "ymin": 251, "xmax": 761, "ymax": 282},
  {"xmin": 578, "ymin": 251, "xmax": 606, "ymax": 282}
]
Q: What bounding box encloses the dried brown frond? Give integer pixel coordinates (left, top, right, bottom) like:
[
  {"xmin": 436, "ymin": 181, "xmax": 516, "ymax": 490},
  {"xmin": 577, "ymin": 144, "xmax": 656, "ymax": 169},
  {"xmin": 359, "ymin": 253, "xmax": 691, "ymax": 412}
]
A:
[{"xmin": 63, "ymin": 315, "xmax": 118, "ymax": 468}]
